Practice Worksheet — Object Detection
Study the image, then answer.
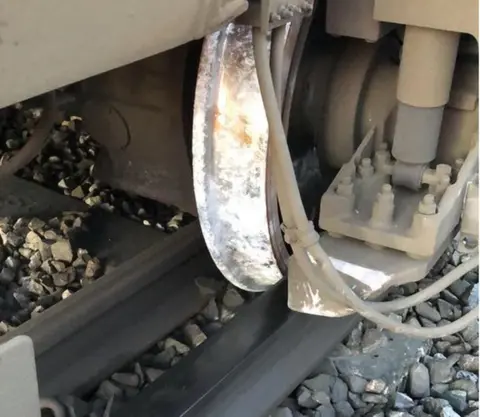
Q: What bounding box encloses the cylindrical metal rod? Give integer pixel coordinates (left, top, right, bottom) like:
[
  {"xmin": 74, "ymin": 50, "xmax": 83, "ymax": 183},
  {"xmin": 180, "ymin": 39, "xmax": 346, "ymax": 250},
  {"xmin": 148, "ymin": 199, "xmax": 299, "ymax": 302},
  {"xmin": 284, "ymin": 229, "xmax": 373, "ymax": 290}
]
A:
[{"xmin": 392, "ymin": 26, "xmax": 460, "ymax": 167}]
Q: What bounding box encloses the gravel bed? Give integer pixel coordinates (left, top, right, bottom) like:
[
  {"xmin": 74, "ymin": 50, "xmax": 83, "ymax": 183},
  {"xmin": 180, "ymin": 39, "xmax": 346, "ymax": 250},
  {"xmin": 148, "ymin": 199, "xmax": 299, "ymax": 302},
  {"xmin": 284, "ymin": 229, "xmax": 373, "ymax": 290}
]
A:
[
  {"xmin": 0, "ymin": 212, "xmax": 102, "ymax": 333},
  {"xmin": 271, "ymin": 250, "xmax": 479, "ymax": 417},
  {"xmin": 0, "ymin": 105, "xmax": 191, "ymax": 332},
  {"xmin": 1, "ymin": 106, "xmax": 191, "ymax": 232},
  {"xmin": 44, "ymin": 280, "xmax": 249, "ymax": 417}
]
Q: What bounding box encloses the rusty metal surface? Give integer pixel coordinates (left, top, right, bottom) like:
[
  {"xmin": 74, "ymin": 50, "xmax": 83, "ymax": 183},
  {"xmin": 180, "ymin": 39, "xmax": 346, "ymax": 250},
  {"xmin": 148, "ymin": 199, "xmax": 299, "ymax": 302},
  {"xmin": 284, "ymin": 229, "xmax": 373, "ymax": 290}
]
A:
[
  {"xmin": 192, "ymin": 19, "xmax": 310, "ymax": 291},
  {"xmin": 193, "ymin": 25, "xmax": 282, "ymax": 291},
  {"xmin": 80, "ymin": 47, "xmax": 197, "ymax": 214}
]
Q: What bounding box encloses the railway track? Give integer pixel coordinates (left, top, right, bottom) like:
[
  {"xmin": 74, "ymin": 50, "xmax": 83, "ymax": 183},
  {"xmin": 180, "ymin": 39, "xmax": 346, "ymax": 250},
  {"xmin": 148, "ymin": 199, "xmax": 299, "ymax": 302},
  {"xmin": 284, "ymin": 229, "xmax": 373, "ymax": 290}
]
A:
[
  {"xmin": 0, "ymin": 178, "xmax": 212, "ymax": 393},
  {"xmin": 1, "ymin": 171, "xmax": 478, "ymax": 417},
  {"xmin": 115, "ymin": 282, "xmax": 359, "ymax": 417},
  {"xmin": 0, "ymin": 175, "xmax": 361, "ymax": 417}
]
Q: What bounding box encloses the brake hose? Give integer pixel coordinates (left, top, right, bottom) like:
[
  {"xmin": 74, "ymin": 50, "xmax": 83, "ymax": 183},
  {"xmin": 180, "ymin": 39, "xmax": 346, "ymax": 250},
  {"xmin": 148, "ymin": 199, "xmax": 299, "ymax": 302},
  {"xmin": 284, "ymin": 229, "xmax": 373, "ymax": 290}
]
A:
[
  {"xmin": 0, "ymin": 92, "xmax": 61, "ymax": 180},
  {"xmin": 252, "ymin": 27, "xmax": 479, "ymax": 338}
]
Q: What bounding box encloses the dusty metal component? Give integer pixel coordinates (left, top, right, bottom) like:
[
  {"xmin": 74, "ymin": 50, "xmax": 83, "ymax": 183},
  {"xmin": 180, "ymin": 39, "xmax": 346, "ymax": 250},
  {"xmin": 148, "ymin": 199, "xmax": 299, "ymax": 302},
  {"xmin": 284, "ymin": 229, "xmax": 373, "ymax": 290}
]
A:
[
  {"xmin": 237, "ymin": 0, "xmax": 314, "ymax": 29},
  {"xmin": 290, "ymin": 34, "xmax": 399, "ymax": 169},
  {"xmin": 374, "ymin": 0, "xmax": 478, "ymax": 40},
  {"xmin": 193, "ymin": 19, "xmax": 310, "ymax": 291},
  {"xmin": 391, "ymin": 161, "xmax": 426, "ymax": 190},
  {"xmin": 392, "ymin": 104, "xmax": 445, "ymax": 165},
  {"xmin": 458, "ymin": 174, "xmax": 479, "ymax": 253},
  {"xmin": 288, "ymin": 232, "xmax": 449, "ymax": 316},
  {"xmin": 80, "ymin": 46, "xmax": 196, "ymax": 214},
  {"xmin": 0, "ymin": 336, "xmax": 40, "ymax": 417},
  {"xmin": 0, "ymin": 0, "xmax": 248, "ymax": 109},
  {"xmin": 397, "ymin": 26, "xmax": 460, "ymax": 109},
  {"xmin": 326, "ymin": 0, "xmax": 396, "ymax": 42},
  {"xmin": 391, "ymin": 26, "xmax": 460, "ymax": 188},
  {"xmin": 437, "ymin": 57, "xmax": 479, "ymax": 166},
  {"xmin": 319, "ymin": 127, "xmax": 479, "ymax": 259}
]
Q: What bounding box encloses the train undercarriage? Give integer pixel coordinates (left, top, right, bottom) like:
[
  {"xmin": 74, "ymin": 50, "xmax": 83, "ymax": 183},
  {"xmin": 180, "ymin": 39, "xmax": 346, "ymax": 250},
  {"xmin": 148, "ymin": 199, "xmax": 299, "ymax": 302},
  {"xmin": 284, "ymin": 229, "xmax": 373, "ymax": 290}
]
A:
[{"xmin": 0, "ymin": 0, "xmax": 478, "ymax": 415}]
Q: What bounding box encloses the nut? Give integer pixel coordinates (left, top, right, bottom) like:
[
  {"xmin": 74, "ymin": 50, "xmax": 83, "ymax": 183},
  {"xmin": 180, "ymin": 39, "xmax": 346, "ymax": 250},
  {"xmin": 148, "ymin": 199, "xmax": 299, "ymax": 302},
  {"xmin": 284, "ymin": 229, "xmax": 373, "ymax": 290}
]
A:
[
  {"xmin": 336, "ymin": 176, "xmax": 354, "ymax": 197},
  {"xmin": 418, "ymin": 194, "xmax": 437, "ymax": 215},
  {"xmin": 359, "ymin": 158, "xmax": 374, "ymax": 178}
]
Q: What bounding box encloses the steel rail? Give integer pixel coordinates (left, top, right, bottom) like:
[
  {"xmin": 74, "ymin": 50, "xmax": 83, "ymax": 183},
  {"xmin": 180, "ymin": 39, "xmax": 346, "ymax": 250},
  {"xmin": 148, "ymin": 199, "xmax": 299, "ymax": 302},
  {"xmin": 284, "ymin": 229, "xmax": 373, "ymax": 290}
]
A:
[
  {"xmin": 0, "ymin": 177, "xmax": 216, "ymax": 397},
  {"xmin": 36, "ymin": 245, "xmax": 215, "ymax": 397},
  {"xmin": 116, "ymin": 283, "xmax": 359, "ymax": 417},
  {"xmin": 6, "ymin": 219, "xmax": 215, "ymax": 397}
]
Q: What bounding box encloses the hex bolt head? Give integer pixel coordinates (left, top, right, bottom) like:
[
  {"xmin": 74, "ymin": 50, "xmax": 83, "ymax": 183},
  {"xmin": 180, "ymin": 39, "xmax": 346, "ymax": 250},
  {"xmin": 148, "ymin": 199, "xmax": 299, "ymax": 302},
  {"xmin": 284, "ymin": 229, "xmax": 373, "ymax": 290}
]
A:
[
  {"xmin": 436, "ymin": 163, "xmax": 452, "ymax": 177},
  {"xmin": 378, "ymin": 184, "xmax": 394, "ymax": 203},
  {"xmin": 290, "ymin": 5, "xmax": 302, "ymax": 13},
  {"xmin": 381, "ymin": 183, "xmax": 392, "ymax": 194},
  {"xmin": 336, "ymin": 176, "xmax": 354, "ymax": 196},
  {"xmin": 280, "ymin": 6, "xmax": 294, "ymax": 18},
  {"xmin": 270, "ymin": 13, "xmax": 281, "ymax": 21},
  {"xmin": 439, "ymin": 174, "xmax": 451, "ymax": 186},
  {"xmin": 301, "ymin": 0, "xmax": 314, "ymax": 13},
  {"xmin": 370, "ymin": 183, "xmax": 395, "ymax": 227},
  {"xmin": 418, "ymin": 193, "xmax": 437, "ymax": 215},
  {"xmin": 359, "ymin": 157, "xmax": 374, "ymax": 178},
  {"xmin": 362, "ymin": 158, "xmax": 372, "ymax": 167}
]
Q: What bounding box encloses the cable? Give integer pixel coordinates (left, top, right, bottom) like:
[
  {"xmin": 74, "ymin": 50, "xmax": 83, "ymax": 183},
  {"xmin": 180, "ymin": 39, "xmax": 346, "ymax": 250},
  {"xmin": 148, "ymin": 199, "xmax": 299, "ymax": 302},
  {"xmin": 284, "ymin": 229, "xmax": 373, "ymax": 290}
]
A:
[
  {"xmin": 270, "ymin": 26, "xmax": 344, "ymax": 305},
  {"xmin": 0, "ymin": 92, "xmax": 62, "ymax": 181},
  {"xmin": 252, "ymin": 27, "xmax": 479, "ymax": 338},
  {"xmin": 367, "ymin": 255, "xmax": 478, "ymax": 312}
]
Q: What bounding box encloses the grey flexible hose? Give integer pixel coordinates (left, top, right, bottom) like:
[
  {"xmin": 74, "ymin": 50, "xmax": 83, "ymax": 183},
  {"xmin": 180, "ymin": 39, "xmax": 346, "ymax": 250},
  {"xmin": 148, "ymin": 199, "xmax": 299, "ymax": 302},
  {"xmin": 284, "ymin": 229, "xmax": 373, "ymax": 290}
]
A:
[
  {"xmin": 270, "ymin": 26, "xmax": 344, "ymax": 305},
  {"xmin": 0, "ymin": 93, "xmax": 61, "ymax": 180},
  {"xmin": 252, "ymin": 27, "xmax": 479, "ymax": 338},
  {"xmin": 367, "ymin": 255, "xmax": 478, "ymax": 312}
]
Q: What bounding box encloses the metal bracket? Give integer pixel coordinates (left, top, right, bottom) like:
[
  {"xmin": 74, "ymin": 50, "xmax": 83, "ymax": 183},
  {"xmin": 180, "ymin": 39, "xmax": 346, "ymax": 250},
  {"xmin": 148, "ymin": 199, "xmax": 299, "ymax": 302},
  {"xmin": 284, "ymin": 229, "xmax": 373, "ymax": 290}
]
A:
[
  {"xmin": 458, "ymin": 173, "xmax": 479, "ymax": 254},
  {"xmin": 319, "ymin": 128, "xmax": 479, "ymax": 259},
  {"xmin": 236, "ymin": 0, "xmax": 313, "ymax": 30},
  {"xmin": 0, "ymin": 336, "xmax": 41, "ymax": 417}
]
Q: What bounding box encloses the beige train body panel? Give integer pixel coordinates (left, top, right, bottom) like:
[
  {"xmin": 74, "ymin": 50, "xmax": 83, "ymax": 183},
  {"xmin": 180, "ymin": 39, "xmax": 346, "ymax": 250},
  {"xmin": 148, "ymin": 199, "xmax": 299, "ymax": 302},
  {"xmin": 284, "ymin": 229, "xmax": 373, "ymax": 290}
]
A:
[{"xmin": 0, "ymin": 0, "xmax": 247, "ymax": 109}]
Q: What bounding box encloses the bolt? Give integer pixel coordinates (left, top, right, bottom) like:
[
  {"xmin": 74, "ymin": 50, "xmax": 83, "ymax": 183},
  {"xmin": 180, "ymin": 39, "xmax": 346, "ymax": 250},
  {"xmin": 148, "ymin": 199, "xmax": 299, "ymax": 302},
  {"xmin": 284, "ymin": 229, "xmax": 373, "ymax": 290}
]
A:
[
  {"xmin": 440, "ymin": 174, "xmax": 451, "ymax": 185},
  {"xmin": 380, "ymin": 183, "xmax": 393, "ymax": 195},
  {"xmin": 418, "ymin": 193, "xmax": 437, "ymax": 215},
  {"xmin": 435, "ymin": 174, "xmax": 451, "ymax": 194},
  {"xmin": 370, "ymin": 183, "xmax": 395, "ymax": 227},
  {"xmin": 270, "ymin": 12, "xmax": 281, "ymax": 21},
  {"xmin": 302, "ymin": 0, "xmax": 314, "ymax": 13},
  {"xmin": 359, "ymin": 157, "xmax": 374, "ymax": 178},
  {"xmin": 362, "ymin": 158, "xmax": 372, "ymax": 167},
  {"xmin": 279, "ymin": 5, "xmax": 293, "ymax": 18},
  {"xmin": 436, "ymin": 163, "xmax": 452, "ymax": 177},
  {"xmin": 374, "ymin": 149, "xmax": 391, "ymax": 173},
  {"xmin": 336, "ymin": 176, "xmax": 354, "ymax": 196},
  {"xmin": 290, "ymin": 5, "xmax": 302, "ymax": 13}
]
